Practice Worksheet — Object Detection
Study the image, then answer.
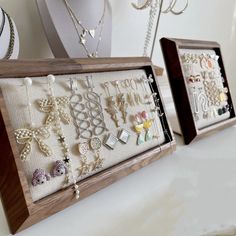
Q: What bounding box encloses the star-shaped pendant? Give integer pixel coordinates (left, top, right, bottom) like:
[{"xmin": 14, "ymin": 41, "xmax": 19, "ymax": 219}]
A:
[
  {"xmin": 58, "ymin": 135, "xmax": 65, "ymax": 143},
  {"xmin": 80, "ymin": 36, "xmax": 86, "ymax": 45},
  {"xmin": 63, "ymin": 156, "xmax": 70, "ymax": 164}
]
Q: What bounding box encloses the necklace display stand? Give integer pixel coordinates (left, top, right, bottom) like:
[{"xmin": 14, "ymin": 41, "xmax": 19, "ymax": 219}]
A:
[
  {"xmin": 36, "ymin": 0, "xmax": 112, "ymax": 58},
  {"xmin": 0, "ymin": 8, "xmax": 19, "ymax": 59}
]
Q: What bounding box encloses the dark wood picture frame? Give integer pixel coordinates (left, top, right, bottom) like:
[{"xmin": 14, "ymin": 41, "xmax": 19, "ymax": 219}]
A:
[
  {"xmin": 0, "ymin": 57, "xmax": 176, "ymax": 234},
  {"xmin": 160, "ymin": 38, "xmax": 236, "ymax": 144}
]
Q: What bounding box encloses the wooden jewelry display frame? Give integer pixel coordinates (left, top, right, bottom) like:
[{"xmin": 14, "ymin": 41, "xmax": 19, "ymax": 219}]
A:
[
  {"xmin": 160, "ymin": 38, "xmax": 236, "ymax": 144},
  {"xmin": 0, "ymin": 57, "xmax": 175, "ymax": 234}
]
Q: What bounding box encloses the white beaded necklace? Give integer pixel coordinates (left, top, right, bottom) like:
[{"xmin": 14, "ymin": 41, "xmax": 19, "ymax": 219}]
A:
[{"xmin": 63, "ymin": 0, "xmax": 106, "ymax": 58}]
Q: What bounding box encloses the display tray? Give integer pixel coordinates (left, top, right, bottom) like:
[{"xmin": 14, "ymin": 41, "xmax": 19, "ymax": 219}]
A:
[
  {"xmin": 160, "ymin": 38, "xmax": 236, "ymax": 144},
  {"xmin": 0, "ymin": 57, "xmax": 175, "ymax": 234}
]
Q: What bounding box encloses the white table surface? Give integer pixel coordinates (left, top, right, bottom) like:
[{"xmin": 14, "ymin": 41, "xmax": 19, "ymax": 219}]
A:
[{"xmin": 1, "ymin": 126, "xmax": 236, "ymax": 236}]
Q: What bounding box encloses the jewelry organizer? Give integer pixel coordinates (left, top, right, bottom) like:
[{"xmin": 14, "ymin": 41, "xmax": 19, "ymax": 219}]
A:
[
  {"xmin": 0, "ymin": 58, "xmax": 175, "ymax": 234},
  {"xmin": 160, "ymin": 38, "xmax": 236, "ymax": 144}
]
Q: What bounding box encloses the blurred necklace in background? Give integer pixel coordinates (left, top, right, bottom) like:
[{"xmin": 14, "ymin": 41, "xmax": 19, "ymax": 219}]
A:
[{"xmin": 63, "ymin": 0, "xmax": 106, "ymax": 58}]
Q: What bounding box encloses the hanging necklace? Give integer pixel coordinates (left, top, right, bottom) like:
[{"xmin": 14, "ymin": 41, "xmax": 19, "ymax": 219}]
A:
[
  {"xmin": 143, "ymin": 0, "xmax": 159, "ymax": 57},
  {"xmin": 63, "ymin": 0, "xmax": 106, "ymax": 58},
  {"xmin": 0, "ymin": 8, "xmax": 6, "ymax": 37},
  {"xmin": 0, "ymin": 9, "xmax": 15, "ymax": 59}
]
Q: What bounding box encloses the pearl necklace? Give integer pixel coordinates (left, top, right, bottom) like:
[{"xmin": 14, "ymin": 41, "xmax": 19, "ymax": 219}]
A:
[{"xmin": 63, "ymin": 0, "xmax": 106, "ymax": 58}]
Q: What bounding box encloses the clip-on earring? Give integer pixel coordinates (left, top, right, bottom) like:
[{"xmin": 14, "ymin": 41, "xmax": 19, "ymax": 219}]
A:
[
  {"xmin": 14, "ymin": 77, "xmax": 52, "ymax": 161},
  {"xmin": 134, "ymin": 113, "xmax": 145, "ymax": 145},
  {"xmin": 140, "ymin": 111, "xmax": 153, "ymax": 141}
]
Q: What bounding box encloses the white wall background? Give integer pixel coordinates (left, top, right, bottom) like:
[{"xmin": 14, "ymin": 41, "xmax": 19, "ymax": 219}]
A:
[
  {"xmin": 0, "ymin": 0, "xmax": 235, "ymax": 101},
  {"xmin": 1, "ymin": 1, "xmax": 236, "ymax": 235}
]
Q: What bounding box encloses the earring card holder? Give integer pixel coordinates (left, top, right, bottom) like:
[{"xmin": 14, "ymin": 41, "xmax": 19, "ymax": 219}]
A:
[
  {"xmin": 160, "ymin": 38, "xmax": 236, "ymax": 144},
  {"xmin": 0, "ymin": 57, "xmax": 175, "ymax": 234}
]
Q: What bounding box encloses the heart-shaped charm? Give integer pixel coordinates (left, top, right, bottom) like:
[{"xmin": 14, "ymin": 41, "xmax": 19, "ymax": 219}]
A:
[{"xmin": 89, "ymin": 29, "xmax": 95, "ymax": 38}]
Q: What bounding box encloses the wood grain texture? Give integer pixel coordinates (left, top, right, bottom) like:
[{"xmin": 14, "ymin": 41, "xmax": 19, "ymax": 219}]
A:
[
  {"xmin": 160, "ymin": 38, "xmax": 236, "ymax": 144},
  {"xmin": 0, "ymin": 57, "xmax": 176, "ymax": 234}
]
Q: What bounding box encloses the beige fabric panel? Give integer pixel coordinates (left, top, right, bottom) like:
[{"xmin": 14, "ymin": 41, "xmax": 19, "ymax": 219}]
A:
[{"xmin": 0, "ymin": 69, "xmax": 166, "ymax": 202}]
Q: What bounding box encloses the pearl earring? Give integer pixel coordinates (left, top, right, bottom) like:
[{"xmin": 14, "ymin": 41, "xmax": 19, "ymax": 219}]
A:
[{"xmin": 14, "ymin": 77, "xmax": 52, "ymax": 161}]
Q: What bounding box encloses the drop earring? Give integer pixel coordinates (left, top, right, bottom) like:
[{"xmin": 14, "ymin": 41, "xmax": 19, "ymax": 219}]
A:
[
  {"xmin": 113, "ymin": 80, "xmax": 128, "ymax": 124},
  {"xmin": 103, "ymin": 82, "xmax": 120, "ymax": 127},
  {"xmin": 133, "ymin": 113, "xmax": 145, "ymax": 145},
  {"xmin": 85, "ymin": 75, "xmax": 108, "ymax": 135},
  {"xmin": 140, "ymin": 111, "xmax": 153, "ymax": 141},
  {"xmin": 14, "ymin": 77, "xmax": 52, "ymax": 161},
  {"xmin": 69, "ymin": 78, "xmax": 92, "ymax": 140}
]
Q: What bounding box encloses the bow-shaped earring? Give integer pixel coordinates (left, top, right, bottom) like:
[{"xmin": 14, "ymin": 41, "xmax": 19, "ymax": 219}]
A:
[
  {"xmin": 14, "ymin": 77, "xmax": 52, "ymax": 161},
  {"xmin": 38, "ymin": 96, "xmax": 71, "ymax": 125},
  {"xmin": 15, "ymin": 126, "xmax": 52, "ymax": 161}
]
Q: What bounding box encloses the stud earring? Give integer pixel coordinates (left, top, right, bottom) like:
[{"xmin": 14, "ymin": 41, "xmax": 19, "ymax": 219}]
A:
[
  {"xmin": 117, "ymin": 129, "xmax": 130, "ymax": 144},
  {"xmin": 32, "ymin": 168, "xmax": 51, "ymax": 187},
  {"xmin": 134, "ymin": 113, "xmax": 145, "ymax": 145},
  {"xmin": 90, "ymin": 137, "xmax": 103, "ymax": 171},
  {"xmin": 103, "ymin": 133, "xmax": 119, "ymax": 150},
  {"xmin": 14, "ymin": 77, "xmax": 52, "ymax": 161},
  {"xmin": 51, "ymin": 160, "xmax": 68, "ymax": 177},
  {"xmin": 77, "ymin": 142, "xmax": 91, "ymax": 177}
]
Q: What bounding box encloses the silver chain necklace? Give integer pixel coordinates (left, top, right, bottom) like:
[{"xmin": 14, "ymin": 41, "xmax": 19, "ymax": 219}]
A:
[
  {"xmin": 143, "ymin": 0, "xmax": 159, "ymax": 57},
  {"xmin": 63, "ymin": 0, "xmax": 106, "ymax": 58}
]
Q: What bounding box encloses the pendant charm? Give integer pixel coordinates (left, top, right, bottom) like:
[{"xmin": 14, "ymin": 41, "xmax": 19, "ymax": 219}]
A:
[
  {"xmin": 80, "ymin": 36, "xmax": 86, "ymax": 45},
  {"xmin": 89, "ymin": 29, "xmax": 95, "ymax": 38}
]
